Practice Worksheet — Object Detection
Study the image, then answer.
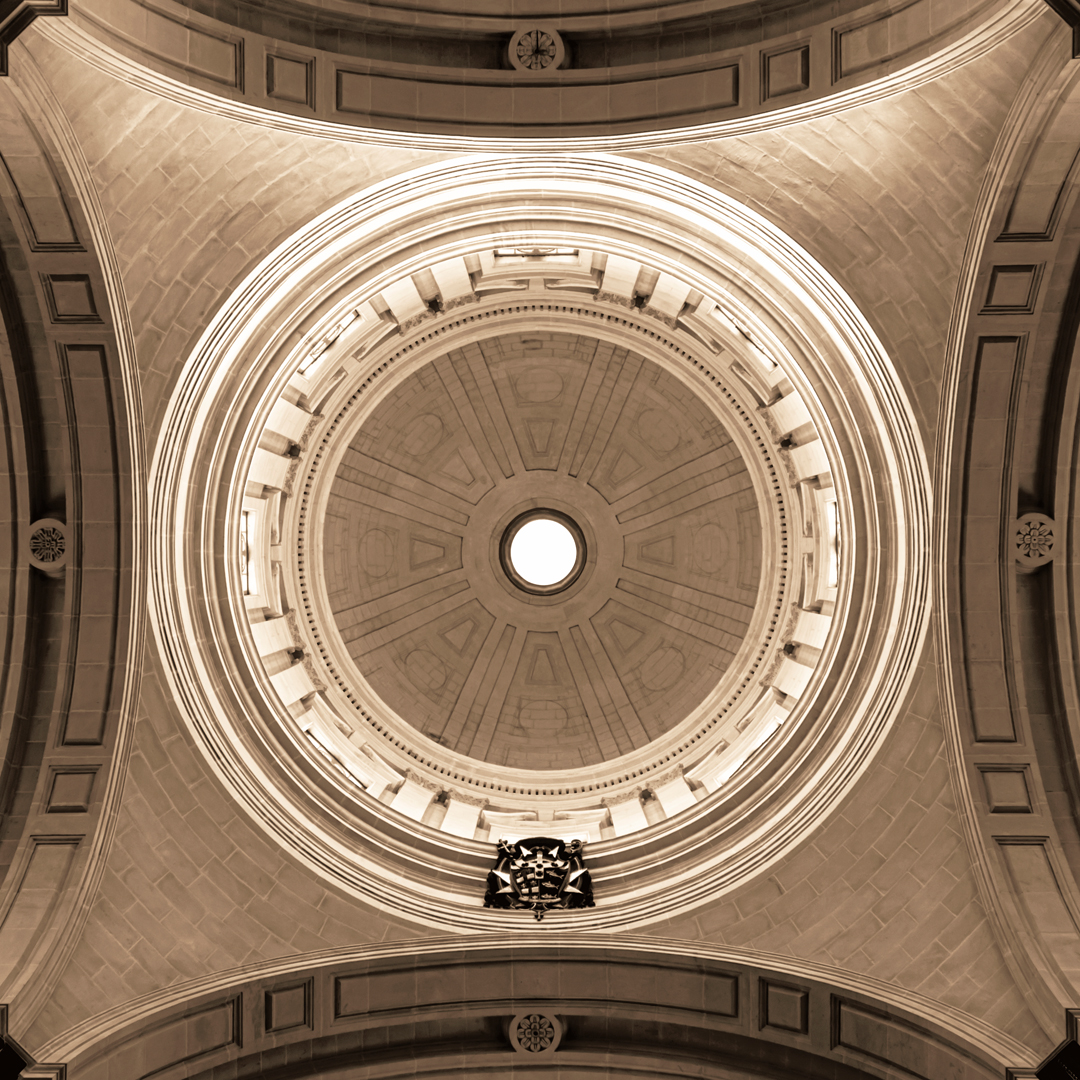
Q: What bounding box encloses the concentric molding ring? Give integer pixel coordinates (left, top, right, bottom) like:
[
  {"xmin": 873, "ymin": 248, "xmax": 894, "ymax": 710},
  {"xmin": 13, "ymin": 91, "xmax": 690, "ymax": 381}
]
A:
[
  {"xmin": 499, "ymin": 509, "xmax": 587, "ymax": 596},
  {"xmin": 295, "ymin": 301, "xmax": 789, "ymax": 803},
  {"xmin": 149, "ymin": 155, "xmax": 931, "ymax": 931}
]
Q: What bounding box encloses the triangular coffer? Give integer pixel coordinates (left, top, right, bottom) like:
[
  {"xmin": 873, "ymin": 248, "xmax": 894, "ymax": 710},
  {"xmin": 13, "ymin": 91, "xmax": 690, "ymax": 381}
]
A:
[
  {"xmin": 609, "ymin": 449, "xmax": 643, "ymax": 485},
  {"xmin": 441, "ymin": 618, "xmax": 476, "ymax": 654},
  {"xmin": 526, "ymin": 420, "xmax": 554, "ymax": 455},
  {"xmin": 527, "ymin": 648, "xmax": 558, "ymax": 685},
  {"xmin": 609, "ymin": 618, "xmax": 644, "ymax": 653},
  {"xmin": 438, "ymin": 449, "xmax": 475, "ymax": 486}
]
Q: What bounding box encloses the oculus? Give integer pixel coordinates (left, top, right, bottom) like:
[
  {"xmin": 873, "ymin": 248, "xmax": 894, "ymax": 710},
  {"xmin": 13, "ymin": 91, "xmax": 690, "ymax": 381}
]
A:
[{"xmin": 501, "ymin": 509, "xmax": 585, "ymax": 594}]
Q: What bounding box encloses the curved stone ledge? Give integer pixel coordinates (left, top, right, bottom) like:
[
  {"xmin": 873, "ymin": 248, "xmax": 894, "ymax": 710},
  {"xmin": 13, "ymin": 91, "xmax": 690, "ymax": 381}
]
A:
[
  {"xmin": 40, "ymin": 0, "xmax": 1036, "ymax": 138},
  {"xmin": 936, "ymin": 19, "xmax": 1080, "ymax": 1042},
  {"xmin": 26, "ymin": 940, "xmax": 1039, "ymax": 1080},
  {"xmin": 149, "ymin": 154, "xmax": 930, "ymax": 931}
]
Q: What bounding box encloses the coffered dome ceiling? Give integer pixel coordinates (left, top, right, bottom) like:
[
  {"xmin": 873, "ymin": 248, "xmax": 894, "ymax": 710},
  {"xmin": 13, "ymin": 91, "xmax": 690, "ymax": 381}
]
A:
[
  {"xmin": 150, "ymin": 155, "xmax": 929, "ymax": 929},
  {"xmin": 323, "ymin": 331, "xmax": 761, "ymax": 771}
]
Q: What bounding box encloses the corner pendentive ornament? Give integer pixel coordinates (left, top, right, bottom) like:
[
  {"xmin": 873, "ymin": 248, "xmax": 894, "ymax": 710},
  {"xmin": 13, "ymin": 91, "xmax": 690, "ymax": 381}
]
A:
[{"xmin": 484, "ymin": 837, "xmax": 593, "ymax": 920}]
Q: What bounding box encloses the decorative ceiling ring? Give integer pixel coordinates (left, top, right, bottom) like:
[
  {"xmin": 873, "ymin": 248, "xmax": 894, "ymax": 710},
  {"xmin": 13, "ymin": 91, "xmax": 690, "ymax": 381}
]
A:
[
  {"xmin": 293, "ymin": 300, "xmax": 793, "ymax": 807},
  {"xmin": 149, "ymin": 155, "xmax": 930, "ymax": 930}
]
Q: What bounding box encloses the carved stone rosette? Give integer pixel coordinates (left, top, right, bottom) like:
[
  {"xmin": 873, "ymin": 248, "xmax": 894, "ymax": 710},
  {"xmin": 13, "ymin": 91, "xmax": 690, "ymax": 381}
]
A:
[
  {"xmin": 28, "ymin": 517, "xmax": 67, "ymax": 575},
  {"xmin": 508, "ymin": 1011, "xmax": 562, "ymax": 1055},
  {"xmin": 507, "ymin": 26, "xmax": 565, "ymax": 73},
  {"xmin": 1015, "ymin": 512, "xmax": 1054, "ymax": 570}
]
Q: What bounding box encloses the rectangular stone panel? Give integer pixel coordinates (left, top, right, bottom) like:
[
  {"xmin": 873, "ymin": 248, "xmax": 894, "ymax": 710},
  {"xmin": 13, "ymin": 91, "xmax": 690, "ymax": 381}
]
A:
[
  {"xmin": 0, "ymin": 839, "xmax": 78, "ymax": 986},
  {"xmin": 59, "ymin": 346, "xmax": 120, "ymax": 746},
  {"xmin": 335, "ymin": 961, "xmax": 738, "ymax": 1020},
  {"xmin": 265, "ymin": 980, "xmax": 311, "ymax": 1032},
  {"xmin": 963, "ymin": 336, "xmax": 1025, "ymax": 742},
  {"xmin": 0, "ymin": 108, "xmax": 80, "ymax": 249},
  {"xmin": 762, "ymin": 981, "xmax": 807, "ymax": 1033},
  {"xmin": 1000, "ymin": 841, "xmax": 1080, "ymax": 985},
  {"xmin": 41, "ymin": 274, "xmax": 101, "ymax": 323},
  {"xmin": 763, "ymin": 45, "xmax": 809, "ymax": 99},
  {"xmin": 46, "ymin": 768, "xmax": 97, "ymax": 813},
  {"xmin": 981, "ymin": 265, "xmax": 1042, "ymax": 314},
  {"xmin": 834, "ymin": 999, "xmax": 979, "ymax": 1079},
  {"xmin": 1001, "ymin": 82, "xmax": 1080, "ymax": 238},
  {"xmin": 980, "ymin": 768, "xmax": 1031, "ymax": 812},
  {"xmin": 143, "ymin": 5, "xmax": 242, "ymax": 87},
  {"xmin": 834, "ymin": 2, "xmax": 931, "ymax": 79},
  {"xmin": 267, "ymin": 54, "xmax": 314, "ymax": 108},
  {"xmin": 63, "ymin": 710, "xmax": 108, "ymax": 746},
  {"xmin": 101, "ymin": 999, "xmax": 241, "ymax": 1080},
  {"xmin": 337, "ymin": 70, "xmax": 737, "ymax": 127}
]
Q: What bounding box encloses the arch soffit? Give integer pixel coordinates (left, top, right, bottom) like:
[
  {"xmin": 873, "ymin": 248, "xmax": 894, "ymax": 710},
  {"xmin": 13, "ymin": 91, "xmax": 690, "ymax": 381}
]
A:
[
  {"xmin": 29, "ymin": 0, "xmax": 1048, "ymax": 148},
  {"xmin": 935, "ymin": 19, "xmax": 1080, "ymax": 1043},
  {"xmin": 26, "ymin": 939, "xmax": 1038, "ymax": 1080}
]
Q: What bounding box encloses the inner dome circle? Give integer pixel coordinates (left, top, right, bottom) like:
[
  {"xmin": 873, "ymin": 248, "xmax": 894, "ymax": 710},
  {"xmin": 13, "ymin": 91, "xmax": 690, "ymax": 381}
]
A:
[
  {"xmin": 316, "ymin": 329, "xmax": 768, "ymax": 772},
  {"xmin": 508, "ymin": 515, "xmax": 579, "ymax": 587}
]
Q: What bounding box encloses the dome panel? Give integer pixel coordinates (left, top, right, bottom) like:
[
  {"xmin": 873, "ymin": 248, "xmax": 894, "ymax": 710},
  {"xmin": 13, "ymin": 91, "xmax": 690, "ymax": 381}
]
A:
[{"xmin": 322, "ymin": 331, "xmax": 761, "ymax": 770}]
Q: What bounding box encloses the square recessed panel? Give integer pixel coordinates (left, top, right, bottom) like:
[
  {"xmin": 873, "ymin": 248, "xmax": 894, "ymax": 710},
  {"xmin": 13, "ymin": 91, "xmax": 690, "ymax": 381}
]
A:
[
  {"xmin": 63, "ymin": 711, "xmax": 107, "ymax": 745},
  {"xmin": 267, "ymin": 54, "xmax": 314, "ymax": 107},
  {"xmin": 762, "ymin": 981, "xmax": 808, "ymax": 1033},
  {"xmin": 981, "ymin": 768, "xmax": 1031, "ymax": 813},
  {"xmin": 763, "ymin": 45, "xmax": 810, "ymax": 100},
  {"xmin": 41, "ymin": 274, "xmax": 101, "ymax": 323},
  {"xmin": 47, "ymin": 769, "xmax": 96, "ymax": 813},
  {"xmin": 265, "ymin": 980, "xmax": 312, "ymax": 1032},
  {"xmin": 982, "ymin": 264, "xmax": 1042, "ymax": 313}
]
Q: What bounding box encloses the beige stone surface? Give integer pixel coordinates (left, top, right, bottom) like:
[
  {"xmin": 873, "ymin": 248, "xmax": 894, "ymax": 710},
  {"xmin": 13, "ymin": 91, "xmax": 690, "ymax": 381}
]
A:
[
  {"xmin": 23, "ymin": 649, "xmax": 433, "ymax": 1049},
  {"xmin": 641, "ymin": 21, "xmax": 1045, "ymax": 457},
  {"xmin": 328, "ymin": 331, "xmax": 759, "ymax": 769},
  {"xmin": 644, "ymin": 651, "xmax": 1050, "ymax": 1055},
  {"xmin": 2, "ymin": 7, "xmax": 1074, "ymax": 1076},
  {"xmin": 26, "ymin": 31, "xmax": 448, "ymax": 442}
]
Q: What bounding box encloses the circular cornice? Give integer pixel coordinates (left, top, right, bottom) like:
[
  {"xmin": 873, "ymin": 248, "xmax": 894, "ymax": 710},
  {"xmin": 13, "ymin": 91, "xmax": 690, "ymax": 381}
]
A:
[
  {"xmin": 295, "ymin": 305, "xmax": 788, "ymax": 802},
  {"xmin": 149, "ymin": 154, "xmax": 930, "ymax": 931}
]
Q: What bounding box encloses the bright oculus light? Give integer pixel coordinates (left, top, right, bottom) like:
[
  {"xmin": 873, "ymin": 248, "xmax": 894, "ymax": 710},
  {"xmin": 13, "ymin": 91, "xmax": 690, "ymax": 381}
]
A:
[{"xmin": 509, "ymin": 517, "xmax": 578, "ymax": 586}]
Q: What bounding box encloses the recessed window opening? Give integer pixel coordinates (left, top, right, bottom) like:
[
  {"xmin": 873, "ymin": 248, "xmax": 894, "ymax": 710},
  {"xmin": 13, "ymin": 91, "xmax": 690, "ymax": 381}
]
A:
[
  {"xmin": 298, "ymin": 308, "xmax": 361, "ymax": 375},
  {"xmin": 493, "ymin": 247, "xmax": 579, "ymax": 260},
  {"xmin": 240, "ymin": 510, "xmax": 253, "ymax": 594},
  {"xmin": 825, "ymin": 499, "xmax": 840, "ymax": 589}
]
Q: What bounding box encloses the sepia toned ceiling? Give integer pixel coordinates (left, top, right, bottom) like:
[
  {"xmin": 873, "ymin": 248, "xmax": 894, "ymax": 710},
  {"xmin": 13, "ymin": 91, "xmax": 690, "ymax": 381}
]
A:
[
  {"xmin": 324, "ymin": 330, "xmax": 761, "ymax": 770},
  {"xmin": 3, "ymin": 3, "xmax": 1080, "ymax": 1079}
]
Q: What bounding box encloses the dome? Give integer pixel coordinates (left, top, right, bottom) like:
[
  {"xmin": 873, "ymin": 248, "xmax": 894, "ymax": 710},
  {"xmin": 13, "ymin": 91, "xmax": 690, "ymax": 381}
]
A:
[
  {"xmin": 149, "ymin": 153, "xmax": 928, "ymax": 930},
  {"xmin": 323, "ymin": 329, "xmax": 764, "ymax": 772}
]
